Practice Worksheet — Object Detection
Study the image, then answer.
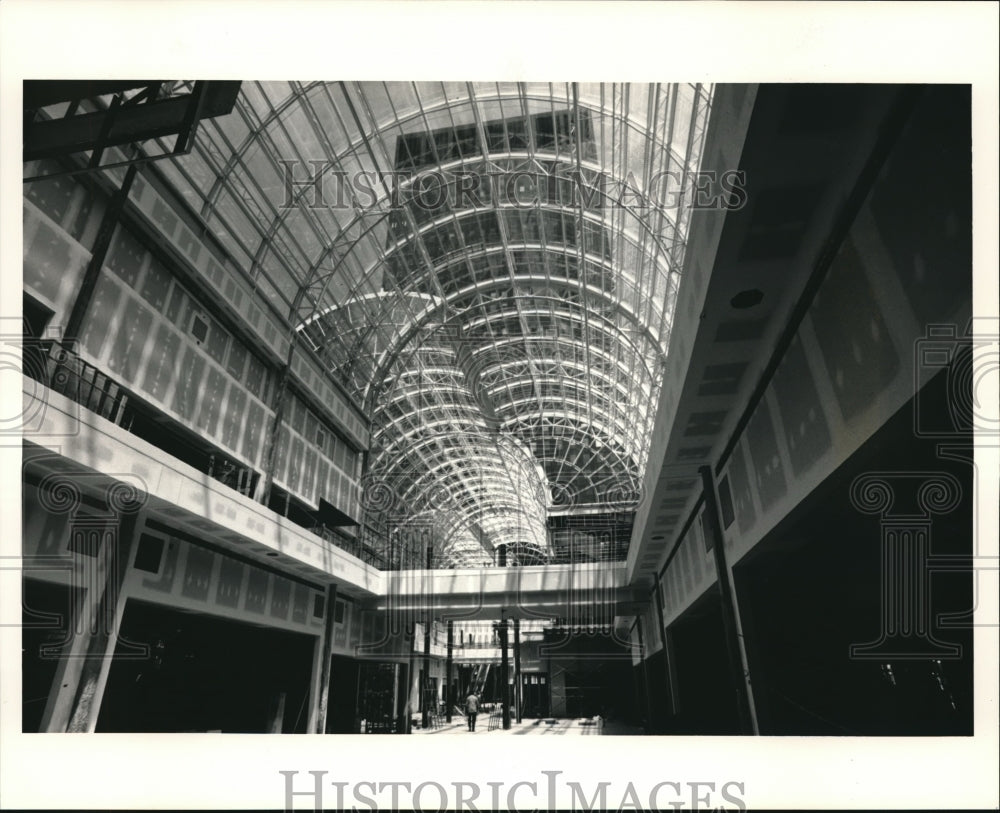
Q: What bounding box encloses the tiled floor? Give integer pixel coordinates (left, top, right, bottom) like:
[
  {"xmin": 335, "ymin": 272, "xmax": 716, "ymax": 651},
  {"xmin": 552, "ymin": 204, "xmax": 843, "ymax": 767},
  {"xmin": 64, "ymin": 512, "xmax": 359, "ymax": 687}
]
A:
[{"xmin": 412, "ymin": 716, "xmax": 642, "ymax": 735}]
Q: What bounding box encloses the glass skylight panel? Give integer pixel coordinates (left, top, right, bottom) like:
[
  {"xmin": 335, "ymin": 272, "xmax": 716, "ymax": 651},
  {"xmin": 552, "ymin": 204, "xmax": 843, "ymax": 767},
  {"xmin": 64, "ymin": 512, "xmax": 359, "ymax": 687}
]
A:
[{"xmin": 169, "ymin": 81, "xmax": 712, "ymax": 567}]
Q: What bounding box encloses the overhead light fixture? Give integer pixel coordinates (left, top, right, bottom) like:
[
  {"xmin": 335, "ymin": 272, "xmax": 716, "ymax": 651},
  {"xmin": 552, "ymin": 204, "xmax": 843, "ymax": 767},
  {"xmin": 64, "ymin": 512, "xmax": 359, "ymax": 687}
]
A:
[{"xmin": 730, "ymin": 289, "xmax": 764, "ymax": 309}]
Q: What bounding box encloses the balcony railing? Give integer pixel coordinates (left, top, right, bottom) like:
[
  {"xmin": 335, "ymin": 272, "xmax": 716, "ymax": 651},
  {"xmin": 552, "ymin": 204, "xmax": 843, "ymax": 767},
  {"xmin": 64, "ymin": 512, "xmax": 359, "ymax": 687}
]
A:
[
  {"xmin": 26, "ymin": 339, "xmax": 257, "ymax": 496},
  {"xmin": 26, "ymin": 339, "xmax": 633, "ymax": 574},
  {"xmin": 309, "ymin": 523, "xmax": 386, "ymax": 568}
]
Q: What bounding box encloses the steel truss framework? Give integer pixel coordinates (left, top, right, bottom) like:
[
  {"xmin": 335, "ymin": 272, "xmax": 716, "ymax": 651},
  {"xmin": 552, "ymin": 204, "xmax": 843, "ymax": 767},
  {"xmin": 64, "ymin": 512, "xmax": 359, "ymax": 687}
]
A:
[{"xmin": 156, "ymin": 82, "xmax": 713, "ymax": 567}]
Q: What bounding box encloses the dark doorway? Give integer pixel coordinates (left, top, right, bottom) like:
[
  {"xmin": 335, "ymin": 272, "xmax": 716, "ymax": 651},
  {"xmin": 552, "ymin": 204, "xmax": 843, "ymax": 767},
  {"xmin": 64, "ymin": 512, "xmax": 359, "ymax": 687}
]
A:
[
  {"xmin": 358, "ymin": 662, "xmax": 404, "ymax": 733},
  {"xmin": 541, "ymin": 629, "xmax": 635, "ymax": 720},
  {"xmin": 643, "ymin": 648, "xmax": 671, "ymax": 732},
  {"xmin": 96, "ymin": 600, "xmax": 315, "ymax": 732},
  {"xmin": 520, "ymin": 672, "xmax": 550, "ymax": 718},
  {"xmin": 667, "ymin": 589, "xmax": 742, "ymax": 735},
  {"xmin": 326, "ymin": 654, "xmax": 361, "ymax": 733},
  {"xmin": 21, "ymin": 578, "xmax": 75, "ymax": 732}
]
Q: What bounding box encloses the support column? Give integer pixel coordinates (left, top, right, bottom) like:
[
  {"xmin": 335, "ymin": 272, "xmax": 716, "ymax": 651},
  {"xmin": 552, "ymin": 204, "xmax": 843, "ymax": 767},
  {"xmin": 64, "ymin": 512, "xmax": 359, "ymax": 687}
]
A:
[
  {"xmin": 635, "ymin": 615, "xmax": 653, "ymax": 734},
  {"xmin": 312, "ymin": 582, "xmax": 338, "ymax": 733},
  {"xmin": 629, "ymin": 624, "xmax": 642, "ymax": 727},
  {"xmin": 422, "ymin": 620, "xmax": 432, "ymax": 728},
  {"xmin": 652, "ymin": 574, "xmax": 676, "ymax": 716},
  {"xmin": 83, "ymin": 565, "xmax": 137, "ymax": 732},
  {"xmin": 404, "ymin": 623, "xmax": 416, "ymax": 733},
  {"xmin": 699, "ymin": 465, "xmax": 757, "ymax": 735},
  {"xmin": 390, "ymin": 663, "xmax": 400, "ymax": 734},
  {"xmin": 513, "ymin": 618, "xmax": 522, "ymax": 724},
  {"xmin": 257, "ymin": 350, "xmax": 294, "ymax": 506},
  {"xmin": 446, "ymin": 620, "xmax": 454, "ymax": 723},
  {"xmin": 663, "ymin": 627, "xmax": 680, "ymax": 717},
  {"xmin": 63, "ymin": 163, "xmax": 138, "ymax": 349},
  {"xmin": 267, "ymin": 692, "xmax": 287, "ymax": 734},
  {"xmin": 45, "ymin": 485, "xmax": 147, "ymax": 733},
  {"xmin": 729, "ymin": 573, "xmax": 770, "ymax": 733},
  {"xmin": 422, "ymin": 544, "xmax": 432, "ymax": 729},
  {"xmin": 499, "ymin": 614, "xmax": 511, "ymax": 730}
]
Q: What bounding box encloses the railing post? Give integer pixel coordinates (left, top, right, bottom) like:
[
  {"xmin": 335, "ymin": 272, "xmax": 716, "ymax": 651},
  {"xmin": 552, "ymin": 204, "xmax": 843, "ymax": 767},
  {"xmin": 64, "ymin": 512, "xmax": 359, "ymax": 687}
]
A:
[
  {"xmin": 499, "ymin": 613, "xmax": 511, "ymax": 730},
  {"xmin": 446, "ymin": 620, "xmax": 454, "ymax": 723},
  {"xmin": 513, "ymin": 618, "xmax": 522, "ymax": 723},
  {"xmin": 699, "ymin": 465, "xmax": 757, "ymax": 735},
  {"xmin": 312, "ymin": 583, "xmax": 338, "ymax": 733},
  {"xmin": 652, "ymin": 573, "xmax": 677, "ymax": 717},
  {"xmin": 635, "ymin": 614, "xmax": 654, "ymax": 733},
  {"xmin": 404, "ymin": 625, "xmax": 415, "ymax": 734},
  {"xmin": 421, "ymin": 544, "xmax": 433, "ymax": 729}
]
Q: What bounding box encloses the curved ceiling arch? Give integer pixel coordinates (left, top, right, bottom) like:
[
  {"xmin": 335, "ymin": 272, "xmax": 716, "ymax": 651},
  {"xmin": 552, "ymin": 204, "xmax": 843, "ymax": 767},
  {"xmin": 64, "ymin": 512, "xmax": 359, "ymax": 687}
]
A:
[
  {"xmin": 170, "ymin": 81, "xmax": 714, "ymax": 567},
  {"xmin": 364, "ymin": 289, "xmax": 665, "ymax": 415},
  {"xmin": 289, "ymin": 155, "xmax": 685, "ymax": 333}
]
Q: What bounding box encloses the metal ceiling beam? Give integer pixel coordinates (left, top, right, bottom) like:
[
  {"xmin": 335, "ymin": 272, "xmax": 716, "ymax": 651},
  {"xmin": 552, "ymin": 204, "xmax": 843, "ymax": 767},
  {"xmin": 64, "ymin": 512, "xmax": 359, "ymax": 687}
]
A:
[{"xmin": 24, "ymin": 81, "xmax": 241, "ymax": 163}]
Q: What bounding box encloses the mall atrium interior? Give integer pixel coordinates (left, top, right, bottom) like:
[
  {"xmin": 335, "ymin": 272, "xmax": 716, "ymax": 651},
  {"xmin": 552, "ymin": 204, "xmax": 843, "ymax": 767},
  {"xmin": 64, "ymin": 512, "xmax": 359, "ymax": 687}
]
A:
[{"xmin": 19, "ymin": 80, "xmax": 976, "ymax": 736}]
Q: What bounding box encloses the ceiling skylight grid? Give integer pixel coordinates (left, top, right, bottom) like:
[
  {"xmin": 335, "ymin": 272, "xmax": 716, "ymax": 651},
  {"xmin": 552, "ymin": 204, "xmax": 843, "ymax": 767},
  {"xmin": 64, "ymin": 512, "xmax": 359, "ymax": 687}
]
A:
[{"xmin": 167, "ymin": 82, "xmax": 713, "ymax": 568}]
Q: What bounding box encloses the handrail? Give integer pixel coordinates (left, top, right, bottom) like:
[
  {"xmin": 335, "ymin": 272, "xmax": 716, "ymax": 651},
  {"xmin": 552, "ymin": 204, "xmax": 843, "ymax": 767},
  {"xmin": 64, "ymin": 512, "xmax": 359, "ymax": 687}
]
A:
[{"xmin": 28, "ymin": 339, "xmax": 257, "ymax": 496}]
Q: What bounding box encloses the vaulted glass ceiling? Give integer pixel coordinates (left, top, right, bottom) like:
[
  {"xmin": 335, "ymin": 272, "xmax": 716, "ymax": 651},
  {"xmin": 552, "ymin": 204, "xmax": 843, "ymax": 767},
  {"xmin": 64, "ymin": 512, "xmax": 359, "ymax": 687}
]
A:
[{"xmin": 157, "ymin": 82, "xmax": 713, "ymax": 567}]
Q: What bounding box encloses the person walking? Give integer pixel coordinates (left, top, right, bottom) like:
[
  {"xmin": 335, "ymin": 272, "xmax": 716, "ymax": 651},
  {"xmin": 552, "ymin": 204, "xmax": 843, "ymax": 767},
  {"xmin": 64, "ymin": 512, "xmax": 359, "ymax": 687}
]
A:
[{"xmin": 464, "ymin": 690, "xmax": 479, "ymax": 732}]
